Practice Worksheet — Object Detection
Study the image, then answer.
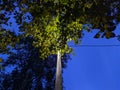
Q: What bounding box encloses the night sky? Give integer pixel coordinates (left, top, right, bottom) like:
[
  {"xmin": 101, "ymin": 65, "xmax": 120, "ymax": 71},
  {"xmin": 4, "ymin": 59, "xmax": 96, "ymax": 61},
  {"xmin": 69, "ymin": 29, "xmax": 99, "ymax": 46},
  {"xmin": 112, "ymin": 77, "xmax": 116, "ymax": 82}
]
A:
[{"xmin": 63, "ymin": 24, "xmax": 120, "ymax": 90}]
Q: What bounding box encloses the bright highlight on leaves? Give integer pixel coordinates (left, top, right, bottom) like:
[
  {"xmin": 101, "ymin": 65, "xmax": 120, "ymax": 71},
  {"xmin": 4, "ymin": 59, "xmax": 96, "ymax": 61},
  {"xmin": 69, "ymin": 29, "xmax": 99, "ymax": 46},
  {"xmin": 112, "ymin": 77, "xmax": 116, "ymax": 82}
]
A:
[
  {"xmin": 19, "ymin": 0, "xmax": 120, "ymax": 59},
  {"xmin": 22, "ymin": 1, "xmax": 83, "ymax": 58},
  {"xmin": 0, "ymin": 0, "xmax": 119, "ymax": 59}
]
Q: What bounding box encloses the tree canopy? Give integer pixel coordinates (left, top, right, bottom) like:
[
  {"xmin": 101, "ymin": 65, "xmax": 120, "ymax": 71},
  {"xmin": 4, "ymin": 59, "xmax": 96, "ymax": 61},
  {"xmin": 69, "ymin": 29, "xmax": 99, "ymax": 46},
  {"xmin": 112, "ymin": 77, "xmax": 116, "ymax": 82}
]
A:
[
  {"xmin": 0, "ymin": 0, "xmax": 20, "ymax": 53},
  {"xmin": 1, "ymin": 0, "xmax": 120, "ymax": 89},
  {"xmin": 1, "ymin": 0, "xmax": 120, "ymax": 58},
  {"xmin": 17, "ymin": 0, "xmax": 120, "ymax": 58}
]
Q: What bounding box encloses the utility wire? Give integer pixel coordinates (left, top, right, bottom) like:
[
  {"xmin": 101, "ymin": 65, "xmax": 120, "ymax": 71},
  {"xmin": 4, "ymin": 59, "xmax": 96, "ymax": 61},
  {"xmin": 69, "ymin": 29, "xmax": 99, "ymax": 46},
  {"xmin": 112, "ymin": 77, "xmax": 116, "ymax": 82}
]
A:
[{"xmin": 69, "ymin": 45, "xmax": 120, "ymax": 47}]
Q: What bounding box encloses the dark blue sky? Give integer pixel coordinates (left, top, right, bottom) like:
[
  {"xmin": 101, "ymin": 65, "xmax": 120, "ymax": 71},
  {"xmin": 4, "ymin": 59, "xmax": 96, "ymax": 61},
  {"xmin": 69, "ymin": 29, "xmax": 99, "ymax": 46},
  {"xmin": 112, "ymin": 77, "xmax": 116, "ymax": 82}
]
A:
[{"xmin": 63, "ymin": 24, "xmax": 120, "ymax": 90}]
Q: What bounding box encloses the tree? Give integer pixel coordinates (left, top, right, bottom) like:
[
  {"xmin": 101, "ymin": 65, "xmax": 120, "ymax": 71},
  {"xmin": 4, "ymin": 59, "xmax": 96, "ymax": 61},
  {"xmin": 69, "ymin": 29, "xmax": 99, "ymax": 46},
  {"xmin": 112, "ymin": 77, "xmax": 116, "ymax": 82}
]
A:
[
  {"xmin": 1, "ymin": 36, "xmax": 70, "ymax": 90},
  {"xmin": 0, "ymin": 0, "xmax": 20, "ymax": 53},
  {"xmin": 1, "ymin": 1, "xmax": 120, "ymax": 55},
  {"xmin": 1, "ymin": 0, "xmax": 120, "ymax": 89},
  {"xmin": 17, "ymin": 0, "xmax": 120, "ymax": 89}
]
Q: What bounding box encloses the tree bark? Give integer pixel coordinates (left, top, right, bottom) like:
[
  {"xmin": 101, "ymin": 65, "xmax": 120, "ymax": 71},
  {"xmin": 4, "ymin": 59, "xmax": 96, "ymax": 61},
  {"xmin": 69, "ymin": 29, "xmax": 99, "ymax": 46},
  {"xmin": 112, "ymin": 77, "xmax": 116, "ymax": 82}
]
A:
[{"xmin": 55, "ymin": 50, "xmax": 62, "ymax": 90}]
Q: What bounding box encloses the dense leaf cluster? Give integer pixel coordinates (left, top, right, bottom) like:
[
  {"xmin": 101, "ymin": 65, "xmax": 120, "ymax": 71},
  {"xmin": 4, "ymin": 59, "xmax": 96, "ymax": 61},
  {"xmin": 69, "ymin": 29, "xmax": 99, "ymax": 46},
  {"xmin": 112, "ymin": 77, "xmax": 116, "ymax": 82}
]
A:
[
  {"xmin": 1, "ymin": 0, "xmax": 120, "ymax": 58},
  {"xmin": 17, "ymin": 0, "xmax": 120, "ymax": 58}
]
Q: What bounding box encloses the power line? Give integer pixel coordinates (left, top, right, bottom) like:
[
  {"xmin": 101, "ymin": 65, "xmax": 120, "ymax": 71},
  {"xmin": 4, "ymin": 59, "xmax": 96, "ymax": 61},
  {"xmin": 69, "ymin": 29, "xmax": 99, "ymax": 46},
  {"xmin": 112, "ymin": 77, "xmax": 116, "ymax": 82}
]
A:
[{"xmin": 69, "ymin": 45, "xmax": 120, "ymax": 47}]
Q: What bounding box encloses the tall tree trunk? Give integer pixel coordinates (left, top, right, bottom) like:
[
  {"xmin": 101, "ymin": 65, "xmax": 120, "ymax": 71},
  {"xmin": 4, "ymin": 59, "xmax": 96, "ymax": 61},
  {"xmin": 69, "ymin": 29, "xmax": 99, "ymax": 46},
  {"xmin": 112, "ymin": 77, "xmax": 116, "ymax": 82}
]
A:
[{"xmin": 55, "ymin": 50, "xmax": 62, "ymax": 90}]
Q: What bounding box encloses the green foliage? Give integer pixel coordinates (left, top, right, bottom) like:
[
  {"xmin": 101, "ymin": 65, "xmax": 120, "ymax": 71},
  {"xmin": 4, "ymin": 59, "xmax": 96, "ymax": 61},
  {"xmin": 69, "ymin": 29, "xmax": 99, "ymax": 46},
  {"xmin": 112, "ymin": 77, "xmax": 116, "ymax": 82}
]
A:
[
  {"xmin": 1, "ymin": 0, "xmax": 120, "ymax": 58},
  {"xmin": 0, "ymin": 1, "xmax": 20, "ymax": 53},
  {"xmin": 0, "ymin": 30, "xmax": 20, "ymax": 53},
  {"xmin": 21, "ymin": 1, "xmax": 84, "ymax": 58},
  {"xmin": 20, "ymin": 0, "xmax": 120, "ymax": 58},
  {"xmin": 0, "ymin": 58, "xmax": 2, "ymax": 63}
]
